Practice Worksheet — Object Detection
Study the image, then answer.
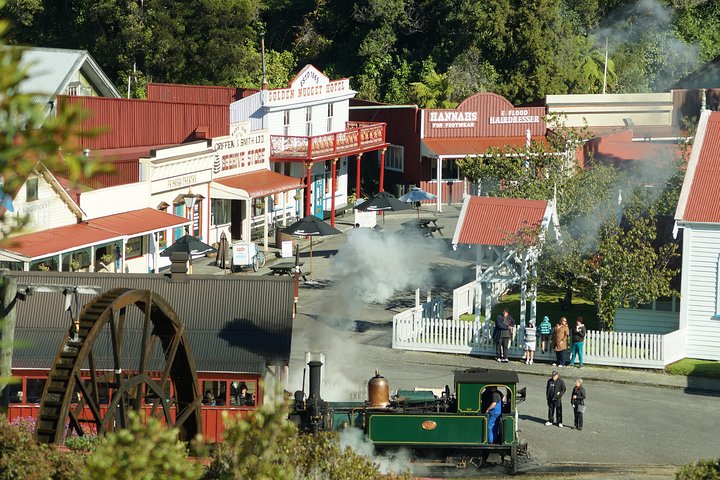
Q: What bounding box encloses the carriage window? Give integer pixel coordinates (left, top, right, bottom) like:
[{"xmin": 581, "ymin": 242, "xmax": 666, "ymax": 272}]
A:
[
  {"xmin": 480, "ymin": 385, "xmax": 512, "ymax": 414},
  {"xmin": 8, "ymin": 382, "xmax": 23, "ymax": 403},
  {"xmin": 203, "ymin": 381, "xmax": 227, "ymax": 406},
  {"xmin": 26, "ymin": 379, "xmax": 46, "ymax": 403},
  {"xmin": 230, "ymin": 380, "xmax": 256, "ymax": 406},
  {"xmin": 142, "ymin": 382, "xmax": 171, "ymax": 406}
]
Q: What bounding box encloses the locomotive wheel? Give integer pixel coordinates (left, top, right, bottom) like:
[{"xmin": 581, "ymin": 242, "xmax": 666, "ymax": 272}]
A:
[{"xmin": 36, "ymin": 288, "xmax": 202, "ymax": 445}]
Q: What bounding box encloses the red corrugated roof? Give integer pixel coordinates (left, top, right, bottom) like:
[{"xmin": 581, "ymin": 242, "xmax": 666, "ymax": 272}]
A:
[
  {"xmin": 682, "ymin": 112, "xmax": 720, "ymax": 222},
  {"xmin": 423, "ymin": 136, "xmax": 547, "ymax": 156},
  {"xmin": 90, "ymin": 208, "xmax": 189, "ymax": 236},
  {"xmin": 214, "ymin": 170, "xmax": 303, "ymax": 198},
  {"xmin": 2, "ymin": 208, "xmax": 189, "ymax": 259},
  {"xmin": 456, "ymin": 197, "xmax": 548, "ymax": 246}
]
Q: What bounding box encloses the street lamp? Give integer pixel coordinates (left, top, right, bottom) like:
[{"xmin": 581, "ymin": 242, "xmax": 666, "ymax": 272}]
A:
[{"xmin": 183, "ymin": 190, "xmax": 197, "ymax": 236}]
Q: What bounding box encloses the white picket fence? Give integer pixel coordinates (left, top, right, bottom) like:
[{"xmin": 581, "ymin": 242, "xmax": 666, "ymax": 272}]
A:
[{"xmin": 393, "ymin": 308, "xmax": 686, "ymax": 369}]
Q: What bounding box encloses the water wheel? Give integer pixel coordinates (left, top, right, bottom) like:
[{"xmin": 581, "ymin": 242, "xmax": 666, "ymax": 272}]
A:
[{"xmin": 36, "ymin": 288, "xmax": 202, "ymax": 445}]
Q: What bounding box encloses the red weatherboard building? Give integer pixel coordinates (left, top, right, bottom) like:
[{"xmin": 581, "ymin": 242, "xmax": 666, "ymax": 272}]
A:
[{"xmin": 350, "ymin": 92, "xmax": 548, "ymax": 211}]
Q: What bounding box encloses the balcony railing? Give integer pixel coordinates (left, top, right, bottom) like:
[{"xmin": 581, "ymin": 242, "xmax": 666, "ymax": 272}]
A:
[{"xmin": 270, "ymin": 121, "xmax": 386, "ymax": 160}]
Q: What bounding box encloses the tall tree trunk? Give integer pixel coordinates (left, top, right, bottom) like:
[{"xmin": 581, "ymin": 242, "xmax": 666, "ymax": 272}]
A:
[{"xmin": 0, "ymin": 274, "xmax": 17, "ymax": 412}]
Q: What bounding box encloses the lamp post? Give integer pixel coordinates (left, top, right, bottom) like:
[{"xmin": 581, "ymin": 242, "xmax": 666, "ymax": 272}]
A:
[{"xmin": 183, "ymin": 190, "xmax": 197, "ymax": 236}]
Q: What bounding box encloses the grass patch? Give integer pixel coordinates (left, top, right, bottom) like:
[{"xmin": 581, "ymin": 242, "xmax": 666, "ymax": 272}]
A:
[
  {"xmin": 492, "ymin": 287, "xmax": 600, "ymax": 330},
  {"xmin": 665, "ymin": 359, "xmax": 720, "ymax": 379}
]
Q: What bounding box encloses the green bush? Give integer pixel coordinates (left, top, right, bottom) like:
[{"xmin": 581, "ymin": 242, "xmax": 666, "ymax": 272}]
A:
[
  {"xmin": 459, "ymin": 313, "xmax": 476, "ymax": 322},
  {"xmin": 676, "ymin": 458, "xmax": 720, "ymax": 479},
  {"xmin": 0, "ymin": 414, "xmax": 83, "ymax": 480},
  {"xmin": 64, "ymin": 434, "xmax": 99, "ymax": 452},
  {"xmin": 83, "ymin": 412, "xmax": 202, "ymax": 480}
]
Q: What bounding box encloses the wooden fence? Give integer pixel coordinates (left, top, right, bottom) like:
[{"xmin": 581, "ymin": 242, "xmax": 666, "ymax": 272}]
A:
[{"xmin": 393, "ymin": 309, "xmax": 685, "ymax": 369}]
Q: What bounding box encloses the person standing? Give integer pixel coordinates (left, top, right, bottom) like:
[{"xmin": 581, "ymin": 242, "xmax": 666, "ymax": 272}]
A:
[
  {"xmin": 483, "ymin": 386, "xmax": 504, "ymax": 443},
  {"xmin": 539, "ymin": 315, "xmax": 552, "ymax": 353},
  {"xmin": 552, "ymin": 317, "xmax": 570, "ymax": 367},
  {"xmin": 569, "ymin": 316, "xmax": 587, "ymax": 368},
  {"xmin": 523, "ymin": 320, "xmax": 537, "ymax": 365},
  {"xmin": 493, "ymin": 309, "xmax": 512, "ymax": 362},
  {"xmin": 571, "ymin": 378, "xmax": 586, "ymax": 430},
  {"xmin": 545, "ymin": 370, "xmax": 566, "ymax": 427}
]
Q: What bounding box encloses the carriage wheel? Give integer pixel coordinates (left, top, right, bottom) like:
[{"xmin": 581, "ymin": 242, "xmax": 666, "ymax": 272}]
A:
[{"xmin": 36, "ymin": 288, "xmax": 202, "ymax": 445}]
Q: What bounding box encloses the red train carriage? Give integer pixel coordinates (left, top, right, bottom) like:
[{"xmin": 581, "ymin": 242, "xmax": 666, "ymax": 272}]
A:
[
  {"xmin": 1, "ymin": 270, "xmax": 294, "ymax": 445},
  {"xmin": 6, "ymin": 369, "xmax": 263, "ymax": 443}
]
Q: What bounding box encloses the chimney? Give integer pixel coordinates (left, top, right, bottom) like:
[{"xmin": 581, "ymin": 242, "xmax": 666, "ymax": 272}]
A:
[{"xmin": 169, "ymin": 252, "xmax": 189, "ymax": 282}]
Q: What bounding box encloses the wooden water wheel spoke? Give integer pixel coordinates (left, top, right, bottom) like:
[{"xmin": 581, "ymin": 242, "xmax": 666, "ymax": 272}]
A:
[{"xmin": 36, "ymin": 288, "xmax": 201, "ymax": 445}]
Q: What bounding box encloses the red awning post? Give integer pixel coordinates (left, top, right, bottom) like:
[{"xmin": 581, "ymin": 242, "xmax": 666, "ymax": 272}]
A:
[
  {"xmin": 356, "ymin": 153, "xmax": 362, "ymax": 199},
  {"xmin": 379, "ymin": 148, "xmax": 386, "ymax": 193},
  {"xmin": 305, "ymin": 162, "xmax": 313, "ymax": 217},
  {"xmin": 330, "ymin": 158, "xmax": 337, "ymax": 227}
]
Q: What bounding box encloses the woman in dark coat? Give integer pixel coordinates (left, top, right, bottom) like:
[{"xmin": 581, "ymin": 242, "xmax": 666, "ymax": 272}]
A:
[{"xmin": 571, "ymin": 378, "xmax": 586, "ymax": 430}]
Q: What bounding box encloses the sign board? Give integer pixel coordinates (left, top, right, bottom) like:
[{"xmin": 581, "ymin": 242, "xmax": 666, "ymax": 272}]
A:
[
  {"xmin": 281, "ymin": 241, "xmax": 293, "ymax": 258},
  {"xmin": 231, "ymin": 241, "xmax": 257, "ymax": 267},
  {"xmin": 354, "ymin": 210, "xmax": 377, "ymax": 229},
  {"xmin": 211, "ymin": 121, "xmax": 270, "ymax": 178}
]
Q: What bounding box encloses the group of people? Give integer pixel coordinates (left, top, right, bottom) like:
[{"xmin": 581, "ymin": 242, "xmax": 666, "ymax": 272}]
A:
[
  {"xmin": 492, "ymin": 310, "xmax": 587, "ymax": 368},
  {"xmin": 545, "ymin": 370, "xmax": 586, "ymax": 430}
]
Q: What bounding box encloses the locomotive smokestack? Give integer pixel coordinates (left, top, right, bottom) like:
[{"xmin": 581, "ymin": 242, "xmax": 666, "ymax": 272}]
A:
[{"xmin": 307, "ymin": 360, "xmax": 323, "ymax": 431}]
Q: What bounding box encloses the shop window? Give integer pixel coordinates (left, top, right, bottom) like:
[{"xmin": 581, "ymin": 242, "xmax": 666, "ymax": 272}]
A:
[
  {"xmin": 430, "ymin": 158, "xmax": 461, "ymax": 181},
  {"xmin": 30, "ymin": 257, "xmax": 57, "ymax": 271},
  {"xmin": 26, "ymin": 177, "xmax": 38, "ymax": 202},
  {"xmin": 385, "ymin": 145, "xmax": 404, "ymax": 172},
  {"xmin": 125, "ymin": 236, "xmax": 144, "ymax": 259},
  {"xmin": 26, "ymin": 378, "xmax": 46, "ymax": 403},
  {"xmin": 211, "ymin": 199, "xmax": 231, "ymax": 226}
]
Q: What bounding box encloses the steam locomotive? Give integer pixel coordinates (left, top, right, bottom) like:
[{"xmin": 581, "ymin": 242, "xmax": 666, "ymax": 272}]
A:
[{"xmin": 289, "ymin": 361, "xmax": 527, "ymax": 469}]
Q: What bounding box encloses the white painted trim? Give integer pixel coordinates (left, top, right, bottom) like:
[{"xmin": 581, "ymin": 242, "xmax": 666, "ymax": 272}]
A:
[{"xmin": 675, "ymin": 109, "xmax": 711, "ymax": 221}]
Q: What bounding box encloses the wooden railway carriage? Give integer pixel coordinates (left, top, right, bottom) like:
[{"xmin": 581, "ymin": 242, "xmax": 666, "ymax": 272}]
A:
[
  {"xmin": 291, "ymin": 362, "xmax": 526, "ymax": 469},
  {"xmin": 1, "ymin": 269, "xmax": 295, "ymax": 444}
]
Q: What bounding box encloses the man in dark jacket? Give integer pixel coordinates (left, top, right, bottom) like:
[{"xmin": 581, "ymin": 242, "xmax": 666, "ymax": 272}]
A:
[
  {"xmin": 545, "ymin": 370, "xmax": 566, "ymax": 427},
  {"xmin": 569, "ymin": 316, "xmax": 587, "ymax": 368},
  {"xmin": 493, "ymin": 309, "xmax": 512, "ymax": 362}
]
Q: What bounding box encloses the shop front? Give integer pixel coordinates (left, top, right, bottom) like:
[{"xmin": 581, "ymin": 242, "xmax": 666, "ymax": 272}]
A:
[
  {"xmin": 209, "ymin": 121, "xmax": 302, "ymax": 251},
  {"xmin": 420, "ymin": 92, "xmax": 547, "ymax": 212}
]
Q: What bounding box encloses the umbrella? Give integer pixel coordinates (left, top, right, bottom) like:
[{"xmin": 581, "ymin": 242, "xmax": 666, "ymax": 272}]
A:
[
  {"xmin": 356, "ymin": 191, "xmax": 411, "ymax": 212},
  {"xmin": 161, "ymin": 234, "xmax": 216, "ymax": 274},
  {"xmin": 399, "ymin": 187, "xmax": 437, "ymax": 218},
  {"xmin": 216, "ymin": 231, "xmax": 229, "ymax": 270},
  {"xmin": 356, "ymin": 191, "xmax": 410, "ymax": 225},
  {"xmin": 282, "ymin": 215, "xmax": 342, "ymax": 273}
]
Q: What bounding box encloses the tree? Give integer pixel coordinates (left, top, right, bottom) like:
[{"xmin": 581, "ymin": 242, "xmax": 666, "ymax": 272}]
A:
[
  {"xmin": 408, "ymin": 58, "xmax": 457, "ymax": 108},
  {"xmin": 83, "ymin": 412, "xmax": 202, "ymax": 480}
]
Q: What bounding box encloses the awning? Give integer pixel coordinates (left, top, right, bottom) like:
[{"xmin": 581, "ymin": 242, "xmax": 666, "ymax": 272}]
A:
[
  {"xmin": 211, "ymin": 169, "xmax": 303, "ymax": 200},
  {"xmin": 422, "ymin": 136, "xmax": 547, "ymax": 158},
  {"xmin": 0, "ymin": 208, "xmax": 190, "ymax": 262}
]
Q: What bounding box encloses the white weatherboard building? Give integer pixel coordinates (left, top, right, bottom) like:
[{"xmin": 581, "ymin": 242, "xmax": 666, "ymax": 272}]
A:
[
  {"xmin": 230, "ymin": 65, "xmax": 388, "ymax": 224},
  {"xmin": 674, "ymin": 109, "xmax": 720, "ymax": 361}
]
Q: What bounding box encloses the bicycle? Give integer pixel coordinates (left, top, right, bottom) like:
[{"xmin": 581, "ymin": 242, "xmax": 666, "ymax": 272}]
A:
[{"xmin": 252, "ymin": 248, "xmax": 266, "ymax": 272}]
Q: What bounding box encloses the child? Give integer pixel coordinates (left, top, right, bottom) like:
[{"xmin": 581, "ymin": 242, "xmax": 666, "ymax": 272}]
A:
[
  {"xmin": 524, "ymin": 320, "xmax": 537, "ymax": 365},
  {"xmin": 539, "ymin": 315, "xmax": 552, "ymax": 353}
]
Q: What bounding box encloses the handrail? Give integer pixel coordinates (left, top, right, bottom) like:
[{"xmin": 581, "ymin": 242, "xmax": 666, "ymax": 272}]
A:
[{"xmin": 270, "ymin": 122, "xmax": 386, "ymax": 159}]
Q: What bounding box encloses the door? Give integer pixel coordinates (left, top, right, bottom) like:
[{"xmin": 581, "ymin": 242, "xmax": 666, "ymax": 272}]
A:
[{"xmin": 313, "ymin": 174, "xmax": 324, "ymax": 219}]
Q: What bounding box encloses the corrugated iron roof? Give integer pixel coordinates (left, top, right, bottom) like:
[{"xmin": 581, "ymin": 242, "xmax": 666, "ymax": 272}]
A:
[
  {"xmin": 1, "ymin": 208, "xmax": 189, "ymax": 259},
  {"xmin": 454, "ymin": 196, "xmax": 548, "ymax": 246},
  {"xmin": 678, "ymin": 111, "xmax": 720, "ymax": 223},
  {"xmin": 423, "ymin": 136, "xmax": 548, "ymax": 157},
  {"xmin": 90, "ymin": 208, "xmax": 189, "ymax": 236},
  {"xmin": 213, "ymin": 170, "xmax": 303, "ymax": 198},
  {"xmin": 5, "ymin": 271, "xmax": 294, "ymax": 373}
]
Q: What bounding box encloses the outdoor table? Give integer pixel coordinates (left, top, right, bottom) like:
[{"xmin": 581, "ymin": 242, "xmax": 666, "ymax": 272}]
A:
[{"xmin": 269, "ymin": 261, "xmax": 307, "ymax": 281}]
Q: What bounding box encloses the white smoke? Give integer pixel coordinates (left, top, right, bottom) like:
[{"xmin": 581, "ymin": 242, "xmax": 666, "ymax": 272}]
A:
[
  {"xmin": 339, "ymin": 428, "xmax": 414, "ymax": 475},
  {"xmin": 330, "ymin": 228, "xmax": 439, "ymax": 304}
]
